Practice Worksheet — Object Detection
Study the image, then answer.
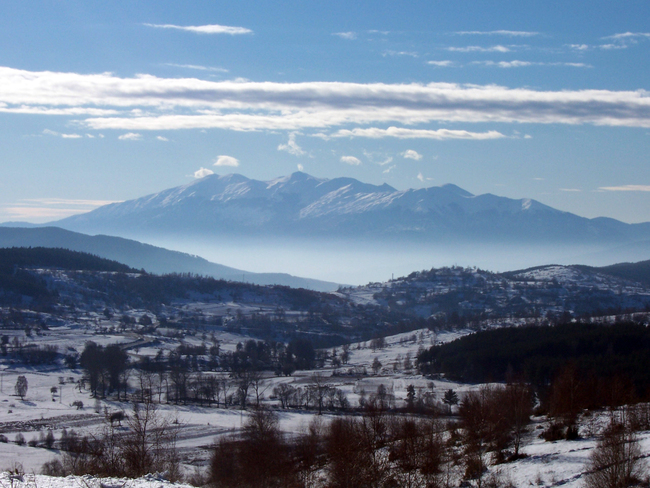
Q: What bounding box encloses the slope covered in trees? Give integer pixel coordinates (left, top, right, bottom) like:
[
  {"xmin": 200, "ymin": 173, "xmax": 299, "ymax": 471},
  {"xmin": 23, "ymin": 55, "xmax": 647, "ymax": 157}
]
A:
[{"xmin": 418, "ymin": 321, "xmax": 650, "ymax": 397}]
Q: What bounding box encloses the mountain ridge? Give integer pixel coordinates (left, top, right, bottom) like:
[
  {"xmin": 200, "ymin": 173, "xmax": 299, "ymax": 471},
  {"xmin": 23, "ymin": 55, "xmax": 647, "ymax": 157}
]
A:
[{"xmin": 51, "ymin": 172, "xmax": 650, "ymax": 245}]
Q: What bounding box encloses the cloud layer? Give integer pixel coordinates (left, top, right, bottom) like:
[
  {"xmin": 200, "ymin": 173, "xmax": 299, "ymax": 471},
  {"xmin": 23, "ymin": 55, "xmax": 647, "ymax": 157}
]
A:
[{"xmin": 1, "ymin": 67, "xmax": 649, "ymax": 134}]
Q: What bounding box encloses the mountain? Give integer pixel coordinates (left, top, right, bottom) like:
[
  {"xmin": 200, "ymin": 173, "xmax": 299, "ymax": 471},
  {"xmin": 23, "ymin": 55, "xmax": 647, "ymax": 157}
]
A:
[
  {"xmin": 52, "ymin": 172, "xmax": 650, "ymax": 245},
  {"xmin": 0, "ymin": 227, "xmax": 340, "ymax": 292}
]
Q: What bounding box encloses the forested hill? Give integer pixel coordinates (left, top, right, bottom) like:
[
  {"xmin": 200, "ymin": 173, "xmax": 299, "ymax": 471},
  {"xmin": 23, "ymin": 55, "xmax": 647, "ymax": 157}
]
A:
[
  {"xmin": 584, "ymin": 259, "xmax": 650, "ymax": 287},
  {"xmin": 0, "ymin": 247, "xmax": 135, "ymax": 273}
]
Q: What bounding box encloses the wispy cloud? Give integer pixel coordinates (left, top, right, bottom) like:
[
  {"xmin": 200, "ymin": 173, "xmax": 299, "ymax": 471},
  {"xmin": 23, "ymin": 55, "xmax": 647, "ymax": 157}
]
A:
[
  {"xmin": 156, "ymin": 135, "xmax": 169, "ymax": 141},
  {"xmin": 427, "ymin": 60, "xmax": 455, "ymax": 67},
  {"xmin": 144, "ymin": 23, "xmax": 252, "ymax": 35},
  {"xmin": 598, "ymin": 185, "xmax": 650, "ymax": 192},
  {"xmin": 383, "ymin": 50, "xmax": 419, "ymax": 58},
  {"xmin": 402, "ymin": 149, "xmax": 422, "ymax": 160},
  {"xmin": 333, "ymin": 32, "xmax": 357, "ymax": 40},
  {"xmin": 164, "ymin": 63, "xmax": 229, "ymax": 73},
  {"xmin": 333, "ymin": 127, "xmax": 506, "ymax": 140},
  {"xmin": 472, "ymin": 60, "xmax": 591, "ymax": 68},
  {"xmin": 278, "ymin": 132, "xmax": 306, "ymax": 156},
  {"xmin": 1, "ymin": 67, "xmax": 650, "ymax": 132},
  {"xmin": 447, "ymin": 45, "xmax": 511, "ymax": 52},
  {"xmin": 604, "ymin": 32, "xmax": 650, "ymax": 40},
  {"xmin": 2, "ymin": 198, "xmax": 121, "ymax": 222},
  {"xmin": 214, "ymin": 155, "xmax": 239, "ymax": 167},
  {"xmin": 341, "ymin": 155, "xmax": 362, "ymax": 165},
  {"xmin": 455, "ymin": 30, "xmax": 539, "ymax": 37},
  {"xmin": 194, "ymin": 167, "xmax": 214, "ymax": 178},
  {"xmin": 559, "ymin": 188, "xmax": 582, "ymax": 192},
  {"xmin": 118, "ymin": 132, "xmax": 142, "ymax": 140},
  {"xmin": 43, "ymin": 129, "xmax": 83, "ymax": 138}
]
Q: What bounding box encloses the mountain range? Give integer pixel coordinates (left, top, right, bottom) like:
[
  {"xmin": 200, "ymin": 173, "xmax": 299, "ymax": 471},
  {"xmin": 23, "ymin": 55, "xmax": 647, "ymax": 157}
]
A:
[{"xmin": 52, "ymin": 172, "xmax": 650, "ymax": 245}]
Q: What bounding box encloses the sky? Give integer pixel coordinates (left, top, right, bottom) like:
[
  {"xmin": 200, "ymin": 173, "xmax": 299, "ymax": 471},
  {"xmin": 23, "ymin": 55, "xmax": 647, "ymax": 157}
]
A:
[{"xmin": 0, "ymin": 0, "xmax": 649, "ymax": 224}]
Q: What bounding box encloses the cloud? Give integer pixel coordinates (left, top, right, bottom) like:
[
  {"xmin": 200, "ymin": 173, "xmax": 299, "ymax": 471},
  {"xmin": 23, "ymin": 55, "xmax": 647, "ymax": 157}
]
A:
[
  {"xmin": 144, "ymin": 23, "xmax": 252, "ymax": 35},
  {"xmin": 164, "ymin": 63, "xmax": 229, "ymax": 73},
  {"xmin": 402, "ymin": 149, "xmax": 422, "ymax": 160},
  {"xmin": 417, "ymin": 172, "xmax": 425, "ymax": 182},
  {"xmin": 382, "ymin": 165, "xmax": 396, "ymax": 174},
  {"xmin": 194, "ymin": 167, "xmax": 215, "ymax": 178},
  {"xmin": 341, "ymin": 156, "xmax": 362, "ymax": 165},
  {"xmin": 214, "ymin": 155, "xmax": 239, "ymax": 167},
  {"xmin": 447, "ymin": 45, "xmax": 511, "ymax": 52},
  {"xmin": 455, "ymin": 30, "xmax": 539, "ymax": 37},
  {"xmin": 599, "ymin": 43, "xmax": 628, "ymax": 50},
  {"xmin": 559, "ymin": 188, "xmax": 582, "ymax": 192},
  {"xmin": 156, "ymin": 136, "xmax": 169, "ymax": 141},
  {"xmin": 569, "ymin": 44, "xmax": 590, "ymax": 51},
  {"xmin": 598, "ymin": 185, "xmax": 650, "ymax": 192},
  {"xmin": 472, "ymin": 60, "xmax": 591, "ymax": 68},
  {"xmin": 384, "ymin": 50, "xmax": 419, "ymax": 58},
  {"xmin": 2, "ymin": 198, "xmax": 121, "ymax": 222},
  {"xmin": 333, "ymin": 32, "xmax": 357, "ymax": 40},
  {"xmin": 427, "ymin": 60, "xmax": 454, "ymax": 67},
  {"xmin": 1, "ymin": 67, "xmax": 650, "ymax": 132},
  {"xmin": 118, "ymin": 132, "xmax": 142, "ymax": 140},
  {"xmin": 297, "ymin": 164, "xmax": 304, "ymax": 171},
  {"xmin": 604, "ymin": 32, "xmax": 650, "ymax": 40},
  {"xmin": 277, "ymin": 132, "xmax": 305, "ymax": 156},
  {"xmin": 333, "ymin": 127, "xmax": 506, "ymax": 140},
  {"xmin": 43, "ymin": 129, "xmax": 82, "ymax": 138}
]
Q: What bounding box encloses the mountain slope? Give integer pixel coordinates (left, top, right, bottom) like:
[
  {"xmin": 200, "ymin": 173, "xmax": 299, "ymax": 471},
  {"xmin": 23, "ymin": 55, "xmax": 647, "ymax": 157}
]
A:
[
  {"xmin": 52, "ymin": 172, "xmax": 650, "ymax": 245},
  {"xmin": 0, "ymin": 227, "xmax": 339, "ymax": 291}
]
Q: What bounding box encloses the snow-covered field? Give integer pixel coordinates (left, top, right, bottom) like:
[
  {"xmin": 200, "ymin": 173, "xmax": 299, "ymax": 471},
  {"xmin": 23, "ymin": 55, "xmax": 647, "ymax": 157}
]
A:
[{"xmin": 1, "ymin": 325, "xmax": 648, "ymax": 487}]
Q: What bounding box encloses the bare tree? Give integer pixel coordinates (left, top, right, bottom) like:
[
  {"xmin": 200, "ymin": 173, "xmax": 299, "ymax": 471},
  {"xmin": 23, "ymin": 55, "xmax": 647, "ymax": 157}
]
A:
[{"xmin": 585, "ymin": 420, "xmax": 647, "ymax": 488}]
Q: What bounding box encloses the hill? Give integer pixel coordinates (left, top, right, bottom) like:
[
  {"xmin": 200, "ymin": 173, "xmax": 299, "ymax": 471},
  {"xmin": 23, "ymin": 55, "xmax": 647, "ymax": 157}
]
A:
[{"xmin": 0, "ymin": 227, "xmax": 339, "ymax": 291}]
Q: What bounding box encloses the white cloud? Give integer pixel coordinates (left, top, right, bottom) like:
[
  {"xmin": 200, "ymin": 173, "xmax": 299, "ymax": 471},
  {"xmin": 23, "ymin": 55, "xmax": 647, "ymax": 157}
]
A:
[
  {"xmin": 569, "ymin": 44, "xmax": 590, "ymax": 51},
  {"xmin": 427, "ymin": 60, "xmax": 454, "ymax": 67},
  {"xmin": 402, "ymin": 149, "xmax": 422, "ymax": 160},
  {"xmin": 599, "ymin": 43, "xmax": 628, "ymax": 50},
  {"xmin": 455, "ymin": 30, "xmax": 539, "ymax": 37},
  {"xmin": 164, "ymin": 63, "xmax": 229, "ymax": 73},
  {"xmin": 2, "ymin": 198, "xmax": 121, "ymax": 222},
  {"xmin": 604, "ymin": 32, "xmax": 650, "ymax": 40},
  {"xmin": 384, "ymin": 50, "xmax": 418, "ymax": 58},
  {"xmin": 473, "ymin": 60, "xmax": 591, "ymax": 69},
  {"xmin": 447, "ymin": 45, "xmax": 511, "ymax": 52},
  {"xmin": 194, "ymin": 167, "xmax": 215, "ymax": 178},
  {"xmin": 277, "ymin": 132, "xmax": 305, "ymax": 156},
  {"xmin": 382, "ymin": 165, "xmax": 396, "ymax": 174},
  {"xmin": 118, "ymin": 132, "xmax": 142, "ymax": 140},
  {"xmin": 214, "ymin": 155, "xmax": 239, "ymax": 167},
  {"xmin": 297, "ymin": 164, "xmax": 304, "ymax": 171},
  {"xmin": 341, "ymin": 155, "xmax": 361, "ymax": 165},
  {"xmin": 1, "ymin": 67, "xmax": 650, "ymax": 131},
  {"xmin": 598, "ymin": 185, "xmax": 650, "ymax": 192},
  {"xmin": 334, "ymin": 127, "xmax": 506, "ymax": 140},
  {"xmin": 156, "ymin": 136, "xmax": 169, "ymax": 141},
  {"xmin": 144, "ymin": 23, "xmax": 252, "ymax": 35},
  {"xmin": 42, "ymin": 129, "xmax": 82, "ymax": 138},
  {"xmin": 559, "ymin": 188, "xmax": 582, "ymax": 192},
  {"xmin": 333, "ymin": 32, "xmax": 357, "ymax": 40},
  {"xmin": 417, "ymin": 172, "xmax": 425, "ymax": 182}
]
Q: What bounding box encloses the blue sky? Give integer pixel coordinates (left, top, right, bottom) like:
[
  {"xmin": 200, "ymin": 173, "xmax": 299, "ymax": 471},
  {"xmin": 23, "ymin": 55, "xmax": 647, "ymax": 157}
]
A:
[{"xmin": 1, "ymin": 0, "xmax": 649, "ymax": 223}]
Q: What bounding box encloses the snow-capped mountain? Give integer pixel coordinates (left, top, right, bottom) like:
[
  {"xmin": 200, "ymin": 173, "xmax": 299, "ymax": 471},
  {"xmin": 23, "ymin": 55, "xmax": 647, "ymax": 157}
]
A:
[{"xmin": 53, "ymin": 172, "xmax": 650, "ymax": 244}]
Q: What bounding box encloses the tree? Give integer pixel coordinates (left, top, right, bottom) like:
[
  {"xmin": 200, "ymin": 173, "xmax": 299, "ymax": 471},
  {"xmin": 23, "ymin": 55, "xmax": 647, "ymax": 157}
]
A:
[
  {"xmin": 15, "ymin": 375, "xmax": 28, "ymax": 400},
  {"xmin": 371, "ymin": 357, "xmax": 382, "ymax": 375},
  {"xmin": 443, "ymin": 389, "xmax": 459, "ymax": 414},
  {"xmin": 585, "ymin": 420, "xmax": 647, "ymax": 488}
]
